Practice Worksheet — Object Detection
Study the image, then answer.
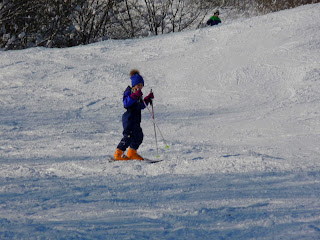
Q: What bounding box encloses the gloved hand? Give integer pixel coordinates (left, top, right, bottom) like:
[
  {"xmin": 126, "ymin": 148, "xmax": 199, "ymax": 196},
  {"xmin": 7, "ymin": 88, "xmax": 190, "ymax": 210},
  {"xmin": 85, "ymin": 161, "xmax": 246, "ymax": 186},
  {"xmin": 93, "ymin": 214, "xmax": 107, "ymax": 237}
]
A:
[
  {"xmin": 130, "ymin": 89, "xmax": 143, "ymax": 100},
  {"xmin": 144, "ymin": 92, "xmax": 154, "ymax": 104}
]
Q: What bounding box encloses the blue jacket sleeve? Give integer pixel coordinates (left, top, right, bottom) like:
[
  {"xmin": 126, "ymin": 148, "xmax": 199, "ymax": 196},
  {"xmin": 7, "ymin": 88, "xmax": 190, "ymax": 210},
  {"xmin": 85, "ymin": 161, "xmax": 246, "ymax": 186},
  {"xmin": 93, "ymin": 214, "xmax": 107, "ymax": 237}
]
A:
[
  {"xmin": 123, "ymin": 87, "xmax": 146, "ymax": 109},
  {"xmin": 123, "ymin": 95, "xmax": 136, "ymax": 108}
]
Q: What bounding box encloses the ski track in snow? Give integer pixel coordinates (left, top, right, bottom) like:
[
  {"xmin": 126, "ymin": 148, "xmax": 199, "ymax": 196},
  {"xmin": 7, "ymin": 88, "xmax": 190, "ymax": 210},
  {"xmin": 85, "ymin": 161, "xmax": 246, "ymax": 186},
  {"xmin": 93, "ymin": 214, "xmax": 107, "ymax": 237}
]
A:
[{"xmin": 1, "ymin": 4, "xmax": 320, "ymax": 239}]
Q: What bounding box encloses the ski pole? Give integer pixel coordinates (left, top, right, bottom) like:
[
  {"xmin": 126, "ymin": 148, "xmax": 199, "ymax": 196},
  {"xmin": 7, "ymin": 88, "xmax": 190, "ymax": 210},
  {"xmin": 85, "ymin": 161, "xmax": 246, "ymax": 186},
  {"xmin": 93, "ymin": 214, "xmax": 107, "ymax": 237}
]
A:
[
  {"xmin": 143, "ymin": 100, "xmax": 167, "ymax": 146},
  {"xmin": 142, "ymin": 94, "xmax": 169, "ymax": 151},
  {"xmin": 147, "ymin": 89, "xmax": 159, "ymax": 157},
  {"xmin": 150, "ymin": 99, "xmax": 159, "ymax": 157}
]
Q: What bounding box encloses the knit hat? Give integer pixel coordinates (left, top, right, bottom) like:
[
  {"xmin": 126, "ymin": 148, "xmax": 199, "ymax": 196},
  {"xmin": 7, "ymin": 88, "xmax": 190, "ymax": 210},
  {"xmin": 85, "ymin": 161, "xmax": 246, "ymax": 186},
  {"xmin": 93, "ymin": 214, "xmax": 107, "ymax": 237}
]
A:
[{"xmin": 130, "ymin": 69, "xmax": 144, "ymax": 87}]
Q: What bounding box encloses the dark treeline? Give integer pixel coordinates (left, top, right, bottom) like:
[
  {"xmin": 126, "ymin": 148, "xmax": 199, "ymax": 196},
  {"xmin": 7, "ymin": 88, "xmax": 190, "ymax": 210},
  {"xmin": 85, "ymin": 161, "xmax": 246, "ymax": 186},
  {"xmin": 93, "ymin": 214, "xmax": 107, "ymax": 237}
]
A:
[{"xmin": 0, "ymin": 0, "xmax": 318, "ymax": 50}]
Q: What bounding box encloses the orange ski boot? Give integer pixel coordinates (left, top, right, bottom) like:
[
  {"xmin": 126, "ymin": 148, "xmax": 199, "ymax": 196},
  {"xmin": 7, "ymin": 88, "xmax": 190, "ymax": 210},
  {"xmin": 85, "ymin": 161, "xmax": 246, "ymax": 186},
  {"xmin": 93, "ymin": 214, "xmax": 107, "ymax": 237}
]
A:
[
  {"xmin": 114, "ymin": 149, "xmax": 130, "ymax": 160},
  {"xmin": 127, "ymin": 147, "xmax": 144, "ymax": 160}
]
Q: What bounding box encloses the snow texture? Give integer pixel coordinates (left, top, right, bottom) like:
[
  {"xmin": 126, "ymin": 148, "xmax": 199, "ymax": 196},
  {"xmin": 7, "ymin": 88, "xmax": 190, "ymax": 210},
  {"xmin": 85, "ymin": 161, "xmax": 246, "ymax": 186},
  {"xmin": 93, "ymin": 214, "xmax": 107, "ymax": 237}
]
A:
[{"xmin": 1, "ymin": 4, "xmax": 320, "ymax": 239}]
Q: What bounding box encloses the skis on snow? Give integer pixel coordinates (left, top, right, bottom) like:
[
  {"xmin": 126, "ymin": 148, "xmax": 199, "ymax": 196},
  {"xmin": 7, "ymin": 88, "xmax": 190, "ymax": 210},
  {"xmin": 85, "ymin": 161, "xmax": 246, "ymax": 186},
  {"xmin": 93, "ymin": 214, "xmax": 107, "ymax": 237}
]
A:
[{"xmin": 108, "ymin": 156, "xmax": 163, "ymax": 164}]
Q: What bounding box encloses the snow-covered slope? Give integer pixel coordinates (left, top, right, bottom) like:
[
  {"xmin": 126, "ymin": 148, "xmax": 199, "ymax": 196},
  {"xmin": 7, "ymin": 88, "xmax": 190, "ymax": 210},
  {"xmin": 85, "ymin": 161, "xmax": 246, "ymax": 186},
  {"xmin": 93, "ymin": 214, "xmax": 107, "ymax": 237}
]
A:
[{"xmin": 1, "ymin": 4, "xmax": 320, "ymax": 239}]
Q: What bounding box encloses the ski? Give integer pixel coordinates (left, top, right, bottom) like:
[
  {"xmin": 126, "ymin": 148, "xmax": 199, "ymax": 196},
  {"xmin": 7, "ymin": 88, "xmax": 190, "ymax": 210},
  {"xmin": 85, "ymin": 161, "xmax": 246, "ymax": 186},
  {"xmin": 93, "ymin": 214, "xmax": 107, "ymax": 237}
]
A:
[
  {"xmin": 142, "ymin": 158, "xmax": 163, "ymax": 164},
  {"xmin": 108, "ymin": 156, "xmax": 163, "ymax": 164}
]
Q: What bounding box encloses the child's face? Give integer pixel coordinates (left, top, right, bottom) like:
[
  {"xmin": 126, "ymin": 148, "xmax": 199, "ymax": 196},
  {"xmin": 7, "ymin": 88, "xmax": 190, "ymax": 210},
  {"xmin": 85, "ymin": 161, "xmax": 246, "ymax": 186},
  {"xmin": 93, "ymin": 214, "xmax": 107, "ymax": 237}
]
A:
[{"xmin": 133, "ymin": 83, "xmax": 144, "ymax": 91}]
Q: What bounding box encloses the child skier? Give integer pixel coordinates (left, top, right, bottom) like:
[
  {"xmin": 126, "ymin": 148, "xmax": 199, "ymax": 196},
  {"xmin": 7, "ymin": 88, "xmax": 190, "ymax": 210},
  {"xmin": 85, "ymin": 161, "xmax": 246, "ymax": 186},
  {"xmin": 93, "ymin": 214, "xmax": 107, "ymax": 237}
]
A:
[{"xmin": 114, "ymin": 69, "xmax": 154, "ymax": 160}]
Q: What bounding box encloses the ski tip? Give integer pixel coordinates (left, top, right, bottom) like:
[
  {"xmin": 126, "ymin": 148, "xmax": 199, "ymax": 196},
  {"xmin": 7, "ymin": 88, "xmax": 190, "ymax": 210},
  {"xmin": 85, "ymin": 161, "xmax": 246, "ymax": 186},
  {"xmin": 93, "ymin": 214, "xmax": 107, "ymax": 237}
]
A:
[
  {"xmin": 165, "ymin": 145, "xmax": 170, "ymax": 150},
  {"xmin": 144, "ymin": 159, "xmax": 163, "ymax": 163}
]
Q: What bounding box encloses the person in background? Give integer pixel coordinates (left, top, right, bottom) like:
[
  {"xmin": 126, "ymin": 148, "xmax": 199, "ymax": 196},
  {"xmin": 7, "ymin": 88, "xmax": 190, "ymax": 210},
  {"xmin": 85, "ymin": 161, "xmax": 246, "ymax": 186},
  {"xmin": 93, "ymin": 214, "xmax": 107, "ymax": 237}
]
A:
[{"xmin": 207, "ymin": 9, "xmax": 221, "ymax": 26}]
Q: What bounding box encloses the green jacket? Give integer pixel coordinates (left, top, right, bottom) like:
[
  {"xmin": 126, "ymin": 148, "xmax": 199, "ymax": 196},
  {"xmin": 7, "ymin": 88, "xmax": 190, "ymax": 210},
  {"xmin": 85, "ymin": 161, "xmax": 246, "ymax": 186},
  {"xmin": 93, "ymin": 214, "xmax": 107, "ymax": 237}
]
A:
[
  {"xmin": 210, "ymin": 15, "xmax": 221, "ymax": 22},
  {"xmin": 207, "ymin": 15, "xmax": 221, "ymax": 26}
]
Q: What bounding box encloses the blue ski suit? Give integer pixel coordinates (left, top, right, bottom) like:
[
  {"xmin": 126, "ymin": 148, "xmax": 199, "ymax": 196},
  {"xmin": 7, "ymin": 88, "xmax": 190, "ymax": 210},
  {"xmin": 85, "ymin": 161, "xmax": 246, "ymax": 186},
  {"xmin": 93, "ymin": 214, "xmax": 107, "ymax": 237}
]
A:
[{"xmin": 117, "ymin": 86, "xmax": 146, "ymax": 151}]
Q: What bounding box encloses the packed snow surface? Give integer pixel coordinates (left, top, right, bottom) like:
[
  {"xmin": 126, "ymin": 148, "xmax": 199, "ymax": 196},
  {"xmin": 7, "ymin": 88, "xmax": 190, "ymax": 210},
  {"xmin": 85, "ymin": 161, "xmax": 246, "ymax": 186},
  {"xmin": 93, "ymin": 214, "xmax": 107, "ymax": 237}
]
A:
[{"xmin": 1, "ymin": 4, "xmax": 320, "ymax": 239}]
